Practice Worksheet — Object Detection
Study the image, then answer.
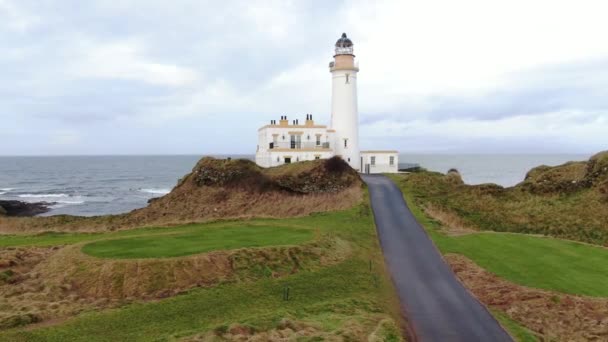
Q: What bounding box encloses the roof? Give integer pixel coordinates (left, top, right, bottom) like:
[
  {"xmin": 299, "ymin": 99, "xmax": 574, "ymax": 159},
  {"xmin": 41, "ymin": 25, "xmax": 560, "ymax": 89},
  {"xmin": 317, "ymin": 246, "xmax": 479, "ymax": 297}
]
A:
[
  {"xmin": 335, "ymin": 33, "xmax": 353, "ymax": 48},
  {"xmin": 360, "ymin": 150, "xmax": 399, "ymax": 154},
  {"xmin": 258, "ymin": 124, "xmax": 328, "ymax": 131}
]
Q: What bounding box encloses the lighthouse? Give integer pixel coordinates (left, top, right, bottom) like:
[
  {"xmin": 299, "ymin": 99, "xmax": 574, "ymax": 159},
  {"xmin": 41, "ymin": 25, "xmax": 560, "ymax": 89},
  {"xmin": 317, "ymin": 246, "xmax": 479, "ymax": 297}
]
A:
[
  {"xmin": 255, "ymin": 33, "xmax": 398, "ymax": 173},
  {"xmin": 329, "ymin": 33, "xmax": 360, "ymax": 171}
]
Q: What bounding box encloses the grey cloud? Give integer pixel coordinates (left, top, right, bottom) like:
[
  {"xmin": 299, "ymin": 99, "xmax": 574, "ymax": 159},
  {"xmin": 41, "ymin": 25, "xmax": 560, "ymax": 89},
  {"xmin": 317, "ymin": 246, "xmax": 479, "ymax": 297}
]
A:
[{"xmin": 361, "ymin": 58, "xmax": 608, "ymax": 125}]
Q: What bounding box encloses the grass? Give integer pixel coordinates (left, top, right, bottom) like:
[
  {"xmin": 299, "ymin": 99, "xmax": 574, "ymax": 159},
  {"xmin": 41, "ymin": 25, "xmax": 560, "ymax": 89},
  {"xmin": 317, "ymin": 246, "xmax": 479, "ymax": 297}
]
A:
[
  {"xmin": 432, "ymin": 232, "xmax": 608, "ymax": 297},
  {"xmin": 0, "ymin": 221, "xmax": 298, "ymax": 248},
  {"xmin": 1, "ymin": 260, "xmax": 378, "ymax": 341},
  {"xmin": 81, "ymin": 225, "xmax": 313, "ymax": 259},
  {"xmin": 492, "ymin": 310, "xmax": 538, "ymax": 342},
  {"xmin": 388, "ymin": 168, "xmax": 608, "ymax": 246},
  {"xmin": 391, "ymin": 174, "xmax": 608, "ymax": 297},
  {"xmin": 0, "ymin": 201, "xmax": 402, "ymax": 341}
]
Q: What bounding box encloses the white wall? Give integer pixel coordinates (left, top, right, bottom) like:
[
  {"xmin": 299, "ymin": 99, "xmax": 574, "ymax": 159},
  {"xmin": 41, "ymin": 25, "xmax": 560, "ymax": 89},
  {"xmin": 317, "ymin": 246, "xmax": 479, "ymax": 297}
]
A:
[
  {"xmin": 361, "ymin": 152, "xmax": 399, "ymax": 173},
  {"xmin": 256, "ymin": 124, "xmax": 336, "ymax": 167},
  {"xmin": 330, "ymin": 69, "xmax": 360, "ymax": 171},
  {"xmin": 257, "ymin": 150, "xmax": 334, "ymax": 167}
]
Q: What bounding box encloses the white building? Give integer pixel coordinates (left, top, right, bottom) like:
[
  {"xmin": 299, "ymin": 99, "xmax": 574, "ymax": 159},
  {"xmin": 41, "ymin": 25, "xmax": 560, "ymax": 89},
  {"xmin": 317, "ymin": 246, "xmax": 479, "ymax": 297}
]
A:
[{"xmin": 255, "ymin": 33, "xmax": 399, "ymax": 174}]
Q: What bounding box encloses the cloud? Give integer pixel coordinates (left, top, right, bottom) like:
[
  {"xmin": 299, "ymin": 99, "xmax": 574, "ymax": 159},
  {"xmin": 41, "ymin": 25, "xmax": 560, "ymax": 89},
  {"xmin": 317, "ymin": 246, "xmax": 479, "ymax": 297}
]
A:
[
  {"xmin": 69, "ymin": 40, "xmax": 200, "ymax": 86},
  {"xmin": 0, "ymin": 0, "xmax": 39, "ymax": 32},
  {"xmin": 0, "ymin": 0, "xmax": 607, "ymax": 155}
]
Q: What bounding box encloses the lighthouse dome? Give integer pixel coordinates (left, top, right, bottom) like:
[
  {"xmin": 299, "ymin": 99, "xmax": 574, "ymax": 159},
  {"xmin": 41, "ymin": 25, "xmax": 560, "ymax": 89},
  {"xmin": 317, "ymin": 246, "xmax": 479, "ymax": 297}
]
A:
[
  {"xmin": 335, "ymin": 33, "xmax": 353, "ymax": 48},
  {"xmin": 334, "ymin": 33, "xmax": 354, "ymax": 55}
]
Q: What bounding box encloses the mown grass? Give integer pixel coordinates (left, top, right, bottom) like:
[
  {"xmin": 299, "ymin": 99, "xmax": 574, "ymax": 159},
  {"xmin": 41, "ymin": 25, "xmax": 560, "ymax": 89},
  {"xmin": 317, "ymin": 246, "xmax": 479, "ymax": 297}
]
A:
[
  {"xmin": 391, "ymin": 174, "xmax": 608, "ymax": 297},
  {"xmin": 0, "ymin": 221, "xmax": 297, "ymax": 248},
  {"xmin": 433, "ymin": 232, "xmax": 608, "ymax": 297},
  {"xmin": 82, "ymin": 225, "xmax": 313, "ymax": 259},
  {"xmin": 0, "ymin": 201, "xmax": 402, "ymax": 341}
]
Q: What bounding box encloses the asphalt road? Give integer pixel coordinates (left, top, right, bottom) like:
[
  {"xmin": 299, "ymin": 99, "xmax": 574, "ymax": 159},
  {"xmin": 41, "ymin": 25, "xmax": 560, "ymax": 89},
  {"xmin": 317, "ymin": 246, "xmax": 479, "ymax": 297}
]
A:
[{"xmin": 363, "ymin": 174, "xmax": 513, "ymax": 342}]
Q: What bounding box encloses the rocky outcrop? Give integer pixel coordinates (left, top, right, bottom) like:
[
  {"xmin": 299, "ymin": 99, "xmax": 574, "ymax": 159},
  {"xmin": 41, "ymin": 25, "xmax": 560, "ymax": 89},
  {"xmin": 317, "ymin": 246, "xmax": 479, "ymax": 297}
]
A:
[
  {"xmin": 519, "ymin": 151, "xmax": 608, "ymax": 195},
  {"xmin": 126, "ymin": 156, "xmax": 363, "ymax": 225},
  {"xmin": 0, "ymin": 157, "xmax": 363, "ymax": 234},
  {"xmin": 272, "ymin": 157, "xmax": 361, "ymax": 194},
  {"xmin": 0, "ymin": 201, "xmax": 53, "ymax": 217},
  {"xmin": 188, "ymin": 156, "xmax": 360, "ymax": 194}
]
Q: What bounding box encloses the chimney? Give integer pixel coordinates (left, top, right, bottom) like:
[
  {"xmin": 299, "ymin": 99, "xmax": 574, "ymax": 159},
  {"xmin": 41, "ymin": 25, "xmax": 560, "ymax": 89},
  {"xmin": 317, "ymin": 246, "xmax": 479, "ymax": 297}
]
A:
[
  {"xmin": 306, "ymin": 113, "xmax": 314, "ymax": 126},
  {"xmin": 279, "ymin": 116, "xmax": 288, "ymax": 126}
]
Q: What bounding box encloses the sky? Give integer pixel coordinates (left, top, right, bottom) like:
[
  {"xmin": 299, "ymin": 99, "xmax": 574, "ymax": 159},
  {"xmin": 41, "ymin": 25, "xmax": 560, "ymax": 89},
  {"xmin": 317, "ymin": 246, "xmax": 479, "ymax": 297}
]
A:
[{"xmin": 1, "ymin": 0, "xmax": 607, "ymax": 155}]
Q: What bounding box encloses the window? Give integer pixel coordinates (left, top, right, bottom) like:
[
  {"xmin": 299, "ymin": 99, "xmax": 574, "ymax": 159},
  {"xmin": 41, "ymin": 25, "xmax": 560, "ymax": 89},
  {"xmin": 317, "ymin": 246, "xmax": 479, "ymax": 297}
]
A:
[
  {"xmin": 315, "ymin": 156, "xmax": 320, "ymax": 160},
  {"xmin": 344, "ymin": 139, "xmax": 348, "ymax": 148},
  {"xmin": 307, "ymin": 135, "xmax": 310, "ymax": 140},
  {"xmin": 290, "ymin": 135, "xmax": 301, "ymax": 149},
  {"xmin": 284, "ymin": 157, "xmax": 291, "ymax": 164},
  {"xmin": 389, "ymin": 156, "xmax": 394, "ymax": 166},
  {"xmin": 316, "ymin": 135, "xmax": 321, "ymax": 146},
  {"xmin": 371, "ymin": 156, "xmax": 376, "ymax": 166}
]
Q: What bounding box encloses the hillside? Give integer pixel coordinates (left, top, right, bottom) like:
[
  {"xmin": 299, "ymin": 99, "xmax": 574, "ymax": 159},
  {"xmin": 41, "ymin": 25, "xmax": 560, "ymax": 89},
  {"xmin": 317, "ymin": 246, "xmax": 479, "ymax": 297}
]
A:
[
  {"xmin": 393, "ymin": 151, "xmax": 608, "ymax": 245},
  {"xmin": 0, "ymin": 157, "xmax": 363, "ymax": 234},
  {"xmin": 0, "ymin": 201, "xmax": 402, "ymax": 340}
]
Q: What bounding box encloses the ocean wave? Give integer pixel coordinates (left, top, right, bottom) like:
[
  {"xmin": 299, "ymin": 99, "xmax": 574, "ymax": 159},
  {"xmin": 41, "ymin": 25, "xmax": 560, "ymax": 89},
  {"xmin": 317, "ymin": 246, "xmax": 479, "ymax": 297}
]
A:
[
  {"xmin": 18, "ymin": 193, "xmax": 69, "ymax": 198},
  {"xmin": 55, "ymin": 200, "xmax": 85, "ymax": 205},
  {"xmin": 138, "ymin": 188, "xmax": 171, "ymax": 195}
]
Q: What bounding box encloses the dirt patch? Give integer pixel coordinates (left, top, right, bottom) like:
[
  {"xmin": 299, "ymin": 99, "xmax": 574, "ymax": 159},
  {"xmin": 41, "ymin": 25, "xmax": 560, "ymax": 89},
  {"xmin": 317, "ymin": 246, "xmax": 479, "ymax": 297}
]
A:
[
  {"xmin": 445, "ymin": 254, "xmax": 608, "ymax": 341},
  {"xmin": 0, "ymin": 157, "xmax": 363, "ymax": 234},
  {"xmin": 0, "ymin": 238, "xmax": 351, "ymax": 329}
]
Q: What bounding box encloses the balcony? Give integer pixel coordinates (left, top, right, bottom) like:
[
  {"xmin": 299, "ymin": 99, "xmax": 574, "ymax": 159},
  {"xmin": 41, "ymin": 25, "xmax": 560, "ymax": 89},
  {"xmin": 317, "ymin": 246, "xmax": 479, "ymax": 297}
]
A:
[{"xmin": 269, "ymin": 141, "xmax": 330, "ymax": 150}]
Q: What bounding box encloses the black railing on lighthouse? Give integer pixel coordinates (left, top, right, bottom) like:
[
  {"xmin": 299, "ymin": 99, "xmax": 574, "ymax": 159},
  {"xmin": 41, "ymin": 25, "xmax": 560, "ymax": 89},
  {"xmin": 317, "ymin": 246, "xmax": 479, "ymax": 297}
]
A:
[{"xmin": 269, "ymin": 142, "xmax": 330, "ymax": 149}]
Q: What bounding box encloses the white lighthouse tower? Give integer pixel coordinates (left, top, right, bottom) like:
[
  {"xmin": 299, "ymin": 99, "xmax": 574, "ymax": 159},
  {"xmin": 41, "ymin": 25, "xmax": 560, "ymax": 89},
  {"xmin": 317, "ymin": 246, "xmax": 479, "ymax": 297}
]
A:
[
  {"xmin": 255, "ymin": 33, "xmax": 398, "ymax": 173},
  {"xmin": 330, "ymin": 33, "xmax": 360, "ymax": 171}
]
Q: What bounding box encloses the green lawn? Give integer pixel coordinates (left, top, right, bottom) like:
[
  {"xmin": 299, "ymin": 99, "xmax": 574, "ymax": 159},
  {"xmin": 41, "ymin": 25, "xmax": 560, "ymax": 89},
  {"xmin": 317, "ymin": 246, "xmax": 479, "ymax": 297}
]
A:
[
  {"xmin": 82, "ymin": 225, "xmax": 314, "ymax": 258},
  {"xmin": 392, "ymin": 174, "xmax": 608, "ymax": 297},
  {"xmin": 0, "ymin": 203, "xmax": 401, "ymax": 341},
  {"xmin": 432, "ymin": 232, "xmax": 608, "ymax": 297},
  {"xmin": 0, "ymin": 221, "xmax": 244, "ymax": 247}
]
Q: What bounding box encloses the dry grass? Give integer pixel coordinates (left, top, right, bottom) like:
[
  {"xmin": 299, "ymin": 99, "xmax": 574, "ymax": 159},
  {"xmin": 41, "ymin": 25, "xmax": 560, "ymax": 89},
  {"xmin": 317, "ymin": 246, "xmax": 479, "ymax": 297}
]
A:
[
  {"xmin": 182, "ymin": 315, "xmax": 402, "ymax": 341},
  {"xmin": 446, "ymin": 254, "xmax": 608, "ymax": 341},
  {"xmin": 0, "ymin": 236, "xmax": 351, "ymax": 329},
  {"xmin": 0, "ymin": 157, "xmax": 363, "ymax": 234},
  {"xmin": 391, "ymin": 151, "xmax": 608, "ymax": 246},
  {"xmin": 423, "ymin": 203, "xmax": 477, "ymax": 236}
]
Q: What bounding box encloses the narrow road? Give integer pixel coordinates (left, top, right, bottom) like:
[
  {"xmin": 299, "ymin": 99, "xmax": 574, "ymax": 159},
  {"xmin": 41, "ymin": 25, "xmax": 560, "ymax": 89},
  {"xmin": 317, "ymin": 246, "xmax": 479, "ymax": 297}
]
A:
[{"xmin": 363, "ymin": 175, "xmax": 512, "ymax": 342}]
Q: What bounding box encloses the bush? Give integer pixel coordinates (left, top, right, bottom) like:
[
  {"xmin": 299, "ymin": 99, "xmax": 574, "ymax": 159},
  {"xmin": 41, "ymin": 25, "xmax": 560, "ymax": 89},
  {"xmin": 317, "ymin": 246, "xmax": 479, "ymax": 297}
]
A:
[{"xmin": 324, "ymin": 156, "xmax": 351, "ymax": 174}]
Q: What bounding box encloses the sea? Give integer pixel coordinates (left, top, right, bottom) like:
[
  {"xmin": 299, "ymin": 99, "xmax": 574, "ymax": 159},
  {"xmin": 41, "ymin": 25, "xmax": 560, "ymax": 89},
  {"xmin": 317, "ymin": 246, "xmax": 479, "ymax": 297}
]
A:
[{"xmin": 0, "ymin": 154, "xmax": 590, "ymax": 217}]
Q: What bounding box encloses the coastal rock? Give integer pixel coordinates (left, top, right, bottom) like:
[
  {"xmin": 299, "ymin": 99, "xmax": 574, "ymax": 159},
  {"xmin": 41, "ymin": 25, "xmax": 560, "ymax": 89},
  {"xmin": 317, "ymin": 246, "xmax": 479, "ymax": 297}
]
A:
[{"xmin": 0, "ymin": 200, "xmax": 53, "ymax": 217}]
